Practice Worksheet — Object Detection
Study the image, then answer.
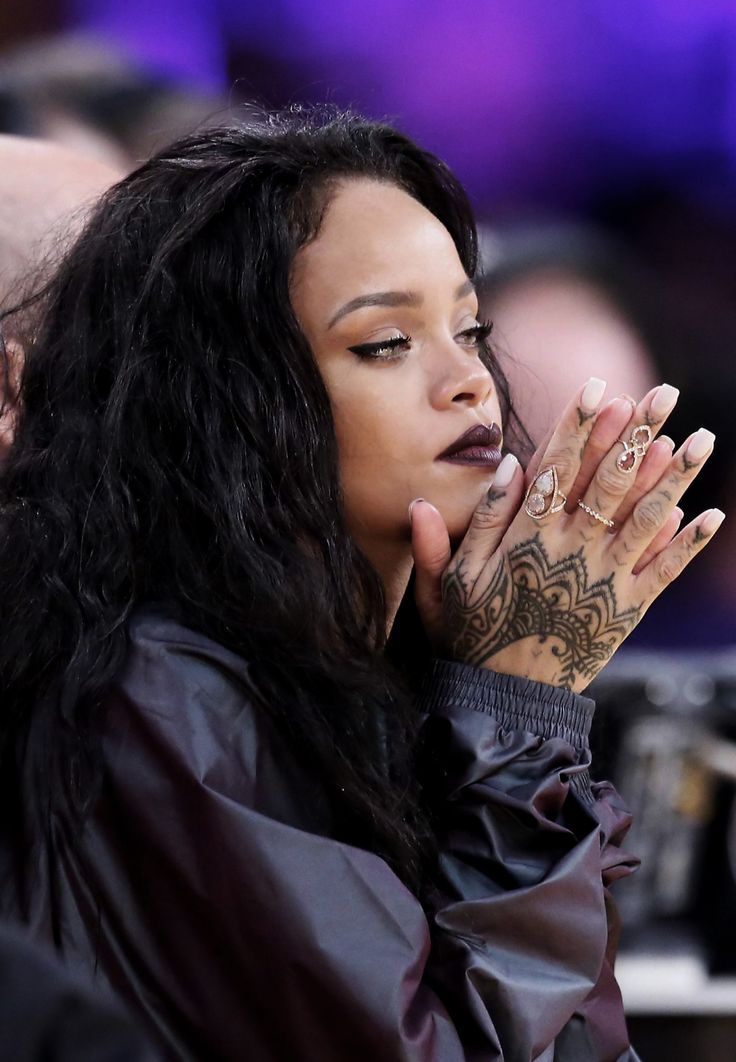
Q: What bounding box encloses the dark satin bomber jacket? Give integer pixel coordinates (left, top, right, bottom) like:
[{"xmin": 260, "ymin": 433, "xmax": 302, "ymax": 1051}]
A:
[{"xmin": 1, "ymin": 610, "xmax": 641, "ymax": 1061}]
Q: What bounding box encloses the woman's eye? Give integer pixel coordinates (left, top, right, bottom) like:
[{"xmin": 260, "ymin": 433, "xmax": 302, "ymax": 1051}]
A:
[
  {"xmin": 457, "ymin": 321, "xmax": 493, "ymax": 348},
  {"xmin": 348, "ymin": 334, "xmax": 411, "ymax": 360},
  {"xmin": 347, "ymin": 322, "xmax": 492, "ymax": 361}
]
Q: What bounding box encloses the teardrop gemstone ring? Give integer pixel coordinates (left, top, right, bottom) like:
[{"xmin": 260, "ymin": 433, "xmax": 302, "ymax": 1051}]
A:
[{"xmin": 524, "ymin": 466, "xmax": 567, "ymax": 520}]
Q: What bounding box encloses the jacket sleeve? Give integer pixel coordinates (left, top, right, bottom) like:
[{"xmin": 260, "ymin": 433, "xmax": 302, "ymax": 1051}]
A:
[
  {"xmin": 416, "ymin": 661, "xmax": 640, "ymax": 1062},
  {"xmin": 73, "ymin": 619, "xmax": 638, "ymax": 1062}
]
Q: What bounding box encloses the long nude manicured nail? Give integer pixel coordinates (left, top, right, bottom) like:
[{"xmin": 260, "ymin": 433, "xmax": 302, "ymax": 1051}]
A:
[
  {"xmin": 580, "ymin": 377, "xmax": 606, "ymax": 412},
  {"xmin": 610, "ymin": 396, "xmax": 635, "ymax": 418},
  {"xmin": 700, "ymin": 508, "xmax": 725, "ymax": 536},
  {"xmin": 657, "ymin": 435, "xmax": 675, "ymax": 451},
  {"xmin": 650, "ymin": 383, "xmax": 679, "ymax": 420},
  {"xmin": 493, "ymin": 452, "xmax": 518, "ymax": 488},
  {"xmin": 686, "ymin": 428, "xmax": 716, "ymax": 462}
]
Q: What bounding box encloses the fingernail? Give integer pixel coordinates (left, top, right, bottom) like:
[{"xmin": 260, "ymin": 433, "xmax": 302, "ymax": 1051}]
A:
[
  {"xmin": 581, "ymin": 377, "xmax": 606, "ymax": 412},
  {"xmin": 686, "ymin": 427, "xmax": 716, "ymax": 462},
  {"xmin": 611, "ymin": 396, "xmax": 635, "ymax": 418},
  {"xmin": 700, "ymin": 508, "xmax": 725, "ymax": 536},
  {"xmin": 657, "ymin": 435, "xmax": 675, "ymax": 451},
  {"xmin": 493, "ymin": 452, "xmax": 518, "ymax": 488},
  {"xmin": 674, "ymin": 506, "xmax": 684, "ymax": 520},
  {"xmin": 650, "ymin": 383, "xmax": 679, "ymax": 420},
  {"xmin": 408, "ymin": 498, "xmax": 425, "ymax": 521}
]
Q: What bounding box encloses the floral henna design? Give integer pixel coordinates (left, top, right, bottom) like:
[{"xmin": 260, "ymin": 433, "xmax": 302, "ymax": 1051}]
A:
[{"xmin": 443, "ymin": 533, "xmax": 643, "ymax": 688}]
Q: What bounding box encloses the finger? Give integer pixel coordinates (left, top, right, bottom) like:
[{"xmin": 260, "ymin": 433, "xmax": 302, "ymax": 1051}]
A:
[
  {"xmin": 523, "ymin": 425, "xmax": 553, "ymax": 488},
  {"xmin": 631, "ymin": 506, "xmax": 682, "ymax": 575},
  {"xmin": 457, "ymin": 451, "xmax": 524, "ymax": 567},
  {"xmin": 565, "ymin": 395, "xmax": 636, "ymax": 510},
  {"xmin": 610, "ymin": 435, "xmax": 675, "ymax": 530},
  {"xmin": 637, "ymin": 507, "xmax": 725, "ymax": 600},
  {"xmin": 410, "ymin": 498, "xmax": 452, "ymax": 648},
  {"xmin": 576, "ymin": 383, "xmax": 680, "ymax": 527},
  {"xmin": 615, "ymin": 427, "xmax": 715, "ymax": 562},
  {"xmin": 520, "ymin": 376, "xmax": 608, "ymax": 524}
]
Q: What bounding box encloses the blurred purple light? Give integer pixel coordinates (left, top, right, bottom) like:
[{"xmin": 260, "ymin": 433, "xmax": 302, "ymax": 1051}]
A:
[{"xmin": 66, "ymin": 0, "xmax": 736, "ymax": 211}]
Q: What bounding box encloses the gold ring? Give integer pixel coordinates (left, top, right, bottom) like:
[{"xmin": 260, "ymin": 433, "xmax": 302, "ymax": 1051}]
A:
[
  {"xmin": 616, "ymin": 424, "xmax": 652, "ymax": 474},
  {"xmin": 524, "ymin": 466, "xmax": 567, "ymax": 520},
  {"xmin": 577, "ymin": 500, "xmax": 615, "ymax": 527}
]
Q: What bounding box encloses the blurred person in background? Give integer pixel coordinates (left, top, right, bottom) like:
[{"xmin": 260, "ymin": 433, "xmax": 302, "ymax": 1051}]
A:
[
  {"xmin": 0, "ymin": 107, "xmax": 722, "ymax": 1061},
  {"xmin": 0, "ymin": 134, "xmax": 117, "ymax": 453},
  {"xmin": 0, "ymin": 35, "xmax": 222, "ymax": 170},
  {"xmin": 0, "ymin": 132, "xmax": 118, "ymax": 297},
  {"xmin": 595, "ymin": 193, "xmax": 736, "ymax": 650},
  {"xmin": 477, "ymin": 224, "xmax": 666, "ymax": 453}
]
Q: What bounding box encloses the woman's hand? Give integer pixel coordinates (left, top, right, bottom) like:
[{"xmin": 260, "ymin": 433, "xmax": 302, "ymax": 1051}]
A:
[{"xmin": 411, "ymin": 379, "xmax": 724, "ymax": 692}]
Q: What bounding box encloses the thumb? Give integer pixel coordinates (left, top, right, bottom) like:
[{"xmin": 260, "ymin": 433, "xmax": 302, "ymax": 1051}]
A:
[{"xmin": 409, "ymin": 499, "xmax": 451, "ymax": 652}]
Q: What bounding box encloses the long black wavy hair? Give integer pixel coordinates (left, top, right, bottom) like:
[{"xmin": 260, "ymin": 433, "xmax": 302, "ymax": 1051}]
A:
[{"xmin": 0, "ymin": 109, "xmax": 527, "ymax": 889}]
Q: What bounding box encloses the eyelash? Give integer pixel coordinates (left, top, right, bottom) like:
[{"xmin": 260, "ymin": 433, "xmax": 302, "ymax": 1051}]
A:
[{"xmin": 348, "ymin": 321, "xmax": 493, "ymax": 361}]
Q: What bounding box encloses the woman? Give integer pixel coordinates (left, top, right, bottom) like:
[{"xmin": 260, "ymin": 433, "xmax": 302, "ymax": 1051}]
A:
[{"xmin": 0, "ymin": 110, "xmax": 721, "ymax": 1060}]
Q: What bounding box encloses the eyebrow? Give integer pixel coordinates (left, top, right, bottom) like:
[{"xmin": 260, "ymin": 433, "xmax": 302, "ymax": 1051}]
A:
[{"xmin": 327, "ymin": 278, "xmax": 476, "ymax": 329}]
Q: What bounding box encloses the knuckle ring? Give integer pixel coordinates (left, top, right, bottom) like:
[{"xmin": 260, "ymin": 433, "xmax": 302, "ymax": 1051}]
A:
[
  {"xmin": 577, "ymin": 500, "xmax": 615, "ymax": 527},
  {"xmin": 524, "ymin": 466, "xmax": 567, "ymax": 520},
  {"xmin": 616, "ymin": 424, "xmax": 652, "ymax": 474}
]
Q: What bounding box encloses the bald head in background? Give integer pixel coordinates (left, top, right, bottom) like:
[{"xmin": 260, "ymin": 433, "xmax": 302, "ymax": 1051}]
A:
[
  {"xmin": 0, "ymin": 134, "xmax": 119, "ymax": 310},
  {"xmin": 0, "ymin": 136, "xmax": 118, "ymax": 451}
]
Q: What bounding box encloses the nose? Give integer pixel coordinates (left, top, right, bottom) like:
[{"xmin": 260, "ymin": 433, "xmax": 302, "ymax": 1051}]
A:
[{"xmin": 428, "ymin": 345, "xmax": 496, "ymax": 411}]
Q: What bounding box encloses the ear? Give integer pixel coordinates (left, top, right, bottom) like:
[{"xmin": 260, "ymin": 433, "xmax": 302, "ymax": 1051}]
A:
[{"xmin": 0, "ymin": 337, "xmax": 24, "ymax": 456}]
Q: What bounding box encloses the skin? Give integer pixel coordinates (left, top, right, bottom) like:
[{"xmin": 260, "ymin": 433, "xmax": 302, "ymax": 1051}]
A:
[
  {"xmin": 291, "ymin": 177, "xmax": 722, "ymax": 690},
  {"xmin": 291, "ymin": 178, "xmax": 502, "ymax": 622},
  {"xmin": 0, "ymin": 134, "xmax": 120, "ymax": 302},
  {"xmin": 425, "ymin": 381, "xmax": 720, "ymax": 690}
]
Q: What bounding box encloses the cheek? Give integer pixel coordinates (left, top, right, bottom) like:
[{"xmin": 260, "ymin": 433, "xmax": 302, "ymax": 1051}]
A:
[
  {"xmin": 330, "ymin": 383, "xmax": 422, "ymax": 529},
  {"xmin": 330, "ymin": 381, "xmax": 403, "ymax": 462},
  {"xmin": 333, "ymin": 410, "xmax": 493, "ymax": 544},
  {"xmin": 325, "ymin": 369, "xmax": 505, "ymax": 541}
]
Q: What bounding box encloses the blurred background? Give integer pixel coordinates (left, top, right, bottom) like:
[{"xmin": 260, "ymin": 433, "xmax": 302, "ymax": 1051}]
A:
[{"xmin": 0, "ymin": 2, "xmax": 735, "ymax": 1057}]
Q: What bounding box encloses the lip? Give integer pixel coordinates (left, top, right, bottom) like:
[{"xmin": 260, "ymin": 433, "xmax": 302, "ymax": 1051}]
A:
[{"xmin": 436, "ymin": 423, "xmax": 503, "ymax": 467}]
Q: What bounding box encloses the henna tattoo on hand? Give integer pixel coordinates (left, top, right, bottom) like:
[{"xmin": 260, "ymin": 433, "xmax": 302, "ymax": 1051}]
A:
[{"xmin": 443, "ymin": 533, "xmax": 643, "ymax": 688}]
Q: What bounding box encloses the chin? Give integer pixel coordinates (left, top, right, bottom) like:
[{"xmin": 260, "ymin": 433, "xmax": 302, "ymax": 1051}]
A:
[
  {"xmin": 445, "ymin": 472, "xmax": 495, "ymax": 532},
  {"xmin": 437, "ymin": 498, "xmax": 483, "ymax": 547}
]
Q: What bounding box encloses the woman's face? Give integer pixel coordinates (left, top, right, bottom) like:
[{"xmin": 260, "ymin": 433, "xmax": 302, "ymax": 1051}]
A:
[{"xmin": 290, "ymin": 178, "xmax": 503, "ymax": 548}]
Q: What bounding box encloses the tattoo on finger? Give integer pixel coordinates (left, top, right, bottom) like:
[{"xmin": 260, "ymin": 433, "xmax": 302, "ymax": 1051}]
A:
[
  {"xmin": 577, "ymin": 405, "xmax": 596, "ymax": 428},
  {"xmin": 486, "ymin": 488, "xmax": 506, "ymax": 505}
]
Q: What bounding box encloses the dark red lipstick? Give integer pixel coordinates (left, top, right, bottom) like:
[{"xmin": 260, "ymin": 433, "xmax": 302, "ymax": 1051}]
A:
[{"xmin": 436, "ymin": 423, "xmax": 503, "ymax": 467}]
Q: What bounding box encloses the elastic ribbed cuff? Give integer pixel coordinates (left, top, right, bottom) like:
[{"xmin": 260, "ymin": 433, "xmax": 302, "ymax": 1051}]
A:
[
  {"xmin": 418, "ymin": 658, "xmax": 595, "ymax": 750},
  {"xmin": 568, "ymin": 769, "xmax": 596, "ymax": 807}
]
